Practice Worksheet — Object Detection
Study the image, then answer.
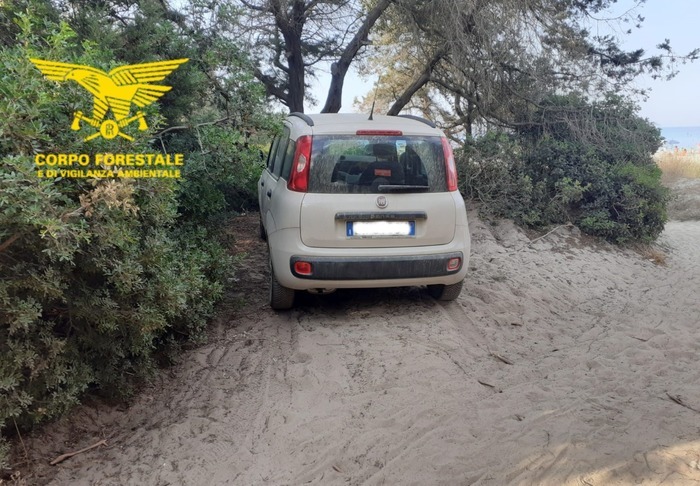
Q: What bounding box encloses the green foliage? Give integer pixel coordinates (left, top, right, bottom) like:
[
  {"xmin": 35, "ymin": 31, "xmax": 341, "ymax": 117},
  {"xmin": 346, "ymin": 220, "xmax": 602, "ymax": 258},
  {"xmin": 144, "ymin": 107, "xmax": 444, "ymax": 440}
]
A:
[
  {"xmin": 0, "ymin": 2, "xmax": 273, "ymax": 468},
  {"xmin": 167, "ymin": 123, "xmax": 267, "ymax": 219},
  {"xmin": 459, "ymin": 132, "xmax": 541, "ymax": 225},
  {"xmin": 459, "ymin": 94, "xmax": 668, "ymax": 243},
  {"xmin": 577, "ymin": 163, "xmax": 667, "ymax": 242}
]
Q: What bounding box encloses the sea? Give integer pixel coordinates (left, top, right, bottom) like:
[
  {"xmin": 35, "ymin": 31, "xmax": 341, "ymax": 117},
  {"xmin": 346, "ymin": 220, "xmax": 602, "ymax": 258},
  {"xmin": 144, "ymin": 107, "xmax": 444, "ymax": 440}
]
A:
[{"xmin": 659, "ymin": 126, "xmax": 700, "ymax": 150}]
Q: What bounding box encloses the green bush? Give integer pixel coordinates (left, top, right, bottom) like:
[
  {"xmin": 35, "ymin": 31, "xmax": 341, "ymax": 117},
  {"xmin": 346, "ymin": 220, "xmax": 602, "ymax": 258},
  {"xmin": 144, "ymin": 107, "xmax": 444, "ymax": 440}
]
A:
[
  {"xmin": 459, "ymin": 94, "xmax": 668, "ymax": 243},
  {"xmin": 166, "ymin": 124, "xmax": 268, "ymax": 220},
  {"xmin": 458, "ymin": 132, "xmax": 541, "ymax": 224},
  {"xmin": 578, "ymin": 163, "xmax": 667, "ymax": 242},
  {"xmin": 0, "ymin": 10, "xmax": 251, "ymax": 465}
]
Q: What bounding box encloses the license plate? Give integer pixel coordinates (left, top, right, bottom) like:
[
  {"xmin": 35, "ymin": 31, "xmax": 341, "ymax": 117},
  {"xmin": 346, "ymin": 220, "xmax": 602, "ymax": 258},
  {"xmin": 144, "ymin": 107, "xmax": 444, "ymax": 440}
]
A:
[{"xmin": 346, "ymin": 221, "xmax": 415, "ymax": 237}]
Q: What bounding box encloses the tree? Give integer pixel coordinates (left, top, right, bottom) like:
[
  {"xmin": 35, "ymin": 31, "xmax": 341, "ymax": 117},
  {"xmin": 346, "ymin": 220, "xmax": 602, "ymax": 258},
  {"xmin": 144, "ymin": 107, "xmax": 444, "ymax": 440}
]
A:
[
  {"xmin": 235, "ymin": 0, "xmax": 393, "ymax": 112},
  {"xmin": 356, "ymin": 0, "xmax": 699, "ymax": 138}
]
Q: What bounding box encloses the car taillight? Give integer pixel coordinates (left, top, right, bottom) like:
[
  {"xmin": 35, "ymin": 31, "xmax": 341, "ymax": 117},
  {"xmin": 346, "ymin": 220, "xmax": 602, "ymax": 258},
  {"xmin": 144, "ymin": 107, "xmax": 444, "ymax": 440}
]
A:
[
  {"xmin": 447, "ymin": 257, "xmax": 461, "ymax": 271},
  {"xmin": 294, "ymin": 261, "xmax": 313, "ymax": 276},
  {"xmin": 441, "ymin": 137, "xmax": 458, "ymax": 192},
  {"xmin": 288, "ymin": 135, "xmax": 312, "ymax": 192}
]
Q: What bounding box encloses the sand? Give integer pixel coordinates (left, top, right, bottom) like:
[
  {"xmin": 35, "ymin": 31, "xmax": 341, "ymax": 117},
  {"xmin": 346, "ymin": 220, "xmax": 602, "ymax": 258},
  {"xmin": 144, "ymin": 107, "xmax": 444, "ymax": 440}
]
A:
[
  {"xmin": 666, "ymin": 178, "xmax": 700, "ymax": 221},
  {"xmin": 11, "ymin": 208, "xmax": 700, "ymax": 486}
]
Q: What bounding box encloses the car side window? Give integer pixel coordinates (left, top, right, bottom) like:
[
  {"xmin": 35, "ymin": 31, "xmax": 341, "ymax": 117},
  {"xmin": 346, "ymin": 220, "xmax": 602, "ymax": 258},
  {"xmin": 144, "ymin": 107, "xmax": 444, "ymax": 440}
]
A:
[
  {"xmin": 266, "ymin": 137, "xmax": 279, "ymax": 170},
  {"xmin": 280, "ymin": 139, "xmax": 297, "ymax": 181},
  {"xmin": 272, "ymin": 127, "xmax": 291, "ymax": 178}
]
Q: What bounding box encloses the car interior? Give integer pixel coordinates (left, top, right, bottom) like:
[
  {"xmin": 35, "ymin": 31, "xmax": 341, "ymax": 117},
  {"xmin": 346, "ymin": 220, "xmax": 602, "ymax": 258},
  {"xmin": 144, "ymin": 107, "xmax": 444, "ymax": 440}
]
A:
[{"xmin": 329, "ymin": 142, "xmax": 428, "ymax": 190}]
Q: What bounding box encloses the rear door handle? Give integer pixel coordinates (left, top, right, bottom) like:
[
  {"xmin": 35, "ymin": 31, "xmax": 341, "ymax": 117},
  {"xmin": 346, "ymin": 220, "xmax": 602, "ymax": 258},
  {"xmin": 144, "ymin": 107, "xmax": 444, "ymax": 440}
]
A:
[
  {"xmin": 266, "ymin": 190, "xmax": 272, "ymax": 198},
  {"xmin": 261, "ymin": 181, "xmax": 265, "ymax": 187}
]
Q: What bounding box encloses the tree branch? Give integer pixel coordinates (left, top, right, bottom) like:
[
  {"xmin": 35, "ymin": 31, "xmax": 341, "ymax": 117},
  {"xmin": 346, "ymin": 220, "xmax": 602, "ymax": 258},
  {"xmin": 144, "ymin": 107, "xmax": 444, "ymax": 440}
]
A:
[
  {"xmin": 0, "ymin": 233, "xmax": 22, "ymax": 254},
  {"xmin": 321, "ymin": 0, "xmax": 393, "ymax": 113},
  {"xmin": 253, "ymin": 67, "xmax": 290, "ymax": 105},
  {"xmin": 386, "ymin": 48, "xmax": 445, "ymax": 116},
  {"xmin": 239, "ymin": 0, "xmax": 269, "ymax": 12}
]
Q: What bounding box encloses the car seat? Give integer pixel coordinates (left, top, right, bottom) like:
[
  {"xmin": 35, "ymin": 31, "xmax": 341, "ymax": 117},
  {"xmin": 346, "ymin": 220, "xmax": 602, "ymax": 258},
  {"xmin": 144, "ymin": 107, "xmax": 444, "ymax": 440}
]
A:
[
  {"xmin": 358, "ymin": 143, "xmax": 404, "ymax": 187},
  {"xmin": 399, "ymin": 145, "xmax": 428, "ymax": 186}
]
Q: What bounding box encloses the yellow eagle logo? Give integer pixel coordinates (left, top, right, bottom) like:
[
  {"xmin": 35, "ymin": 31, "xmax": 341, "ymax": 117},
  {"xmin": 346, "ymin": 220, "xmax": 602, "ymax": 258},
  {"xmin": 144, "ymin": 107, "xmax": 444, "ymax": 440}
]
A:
[{"xmin": 29, "ymin": 58, "xmax": 188, "ymax": 141}]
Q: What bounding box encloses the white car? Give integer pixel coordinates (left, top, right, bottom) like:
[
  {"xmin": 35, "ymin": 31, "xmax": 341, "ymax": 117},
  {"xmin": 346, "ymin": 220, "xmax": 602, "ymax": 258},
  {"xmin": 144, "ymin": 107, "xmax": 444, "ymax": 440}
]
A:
[{"xmin": 258, "ymin": 113, "xmax": 470, "ymax": 309}]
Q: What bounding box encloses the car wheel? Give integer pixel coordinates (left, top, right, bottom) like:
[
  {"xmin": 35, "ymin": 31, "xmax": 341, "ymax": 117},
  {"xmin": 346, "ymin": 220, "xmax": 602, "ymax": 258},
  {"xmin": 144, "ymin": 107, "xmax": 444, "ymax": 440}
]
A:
[
  {"xmin": 427, "ymin": 279, "xmax": 463, "ymax": 301},
  {"xmin": 259, "ymin": 217, "xmax": 267, "ymax": 241},
  {"xmin": 269, "ymin": 254, "xmax": 295, "ymax": 310}
]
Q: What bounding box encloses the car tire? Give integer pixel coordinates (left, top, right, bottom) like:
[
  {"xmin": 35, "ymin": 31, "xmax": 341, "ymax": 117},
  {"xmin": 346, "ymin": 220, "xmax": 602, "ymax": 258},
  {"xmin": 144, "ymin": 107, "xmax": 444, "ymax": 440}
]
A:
[
  {"xmin": 427, "ymin": 279, "xmax": 463, "ymax": 301},
  {"xmin": 259, "ymin": 217, "xmax": 267, "ymax": 241},
  {"xmin": 269, "ymin": 255, "xmax": 295, "ymax": 310}
]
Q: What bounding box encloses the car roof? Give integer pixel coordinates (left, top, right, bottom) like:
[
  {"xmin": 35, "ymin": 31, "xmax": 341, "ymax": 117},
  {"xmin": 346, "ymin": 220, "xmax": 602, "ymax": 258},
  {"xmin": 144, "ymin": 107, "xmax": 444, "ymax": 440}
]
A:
[{"xmin": 286, "ymin": 113, "xmax": 443, "ymax": 137}]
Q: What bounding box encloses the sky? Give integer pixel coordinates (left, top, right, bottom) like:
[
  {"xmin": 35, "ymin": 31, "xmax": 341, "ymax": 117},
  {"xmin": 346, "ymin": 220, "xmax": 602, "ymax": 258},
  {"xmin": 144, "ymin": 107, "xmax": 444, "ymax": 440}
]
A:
[
  {"xmin": 609, "ymin": 0, "xmax": 700, "ymax": 127},
  {"xmin": 307, "ymin": 0, "xmax": 700, "ymax": 128}
]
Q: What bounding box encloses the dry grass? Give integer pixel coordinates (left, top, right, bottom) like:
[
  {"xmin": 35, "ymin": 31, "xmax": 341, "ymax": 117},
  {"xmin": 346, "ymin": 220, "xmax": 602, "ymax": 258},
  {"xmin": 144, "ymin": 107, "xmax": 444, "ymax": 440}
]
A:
[
  {"xmin": 655, "ymin": 149, "xmax": 700, "ymax": 221},
  {"xmin": 633, "ymin": 244, "xmax": 668, "ymax": 266},
  {"xmin": 655, "ymin": 149, "xmax": 700, "ymax": 183}
]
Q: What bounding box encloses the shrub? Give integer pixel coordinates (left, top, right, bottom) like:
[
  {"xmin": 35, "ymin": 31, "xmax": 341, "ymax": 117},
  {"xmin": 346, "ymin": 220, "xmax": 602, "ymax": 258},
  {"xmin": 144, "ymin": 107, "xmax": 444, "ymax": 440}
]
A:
[
  {"xmin": 166, "ymin": 124, "xmax": 268, "ymax": 220},
  {"xmin": 0, "ymin": 11, "xmax": 244, "ymax": 466},
  {"xmin": 458, "ymin": 132, "xmax": 541, "ymax": 225},
  {"xmin": 459, "ymin": 94, "xmax": 668, "ymax": 243}
]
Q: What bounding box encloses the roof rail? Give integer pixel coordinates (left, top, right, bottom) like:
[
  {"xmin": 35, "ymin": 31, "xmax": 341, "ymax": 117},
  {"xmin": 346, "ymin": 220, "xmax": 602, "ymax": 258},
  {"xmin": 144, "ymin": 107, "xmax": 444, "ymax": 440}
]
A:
[
  {"xmin": 394, "ymin": 114, "xmax": 436, "ymax": 128},
  {"xmin": 289, "ymin": 112, "xmax": 315, "ymax": 127}
]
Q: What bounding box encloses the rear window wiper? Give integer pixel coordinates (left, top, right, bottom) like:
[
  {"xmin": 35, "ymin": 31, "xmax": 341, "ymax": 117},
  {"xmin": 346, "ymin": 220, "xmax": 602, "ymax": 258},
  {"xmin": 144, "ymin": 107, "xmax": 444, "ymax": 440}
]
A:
[{"xmin": 378, "ymin": 184, "xmax": 431, "ymax": 193}]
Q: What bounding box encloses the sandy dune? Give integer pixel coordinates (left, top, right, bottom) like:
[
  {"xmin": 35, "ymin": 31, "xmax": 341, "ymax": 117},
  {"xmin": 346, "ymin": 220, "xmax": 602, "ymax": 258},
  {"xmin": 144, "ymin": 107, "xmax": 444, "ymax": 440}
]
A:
[{"xmin": 16, "ymin": 210, "xmax": 700, "ymax": 486}]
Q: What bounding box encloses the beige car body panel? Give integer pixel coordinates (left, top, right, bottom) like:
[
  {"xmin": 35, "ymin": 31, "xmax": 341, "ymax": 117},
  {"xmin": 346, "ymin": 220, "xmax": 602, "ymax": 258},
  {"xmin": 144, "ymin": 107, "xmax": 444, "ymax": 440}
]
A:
[{"xmin": 300, "ymin": 192, "xmax": 456, "ymax": 248}]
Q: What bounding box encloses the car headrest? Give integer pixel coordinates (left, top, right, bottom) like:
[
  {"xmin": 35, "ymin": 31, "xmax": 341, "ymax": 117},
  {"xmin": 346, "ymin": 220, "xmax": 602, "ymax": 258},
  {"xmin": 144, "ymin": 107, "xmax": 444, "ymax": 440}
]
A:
[{"xmin": 372, "ymin": 143, "xmax": 397, "ymax": 160}]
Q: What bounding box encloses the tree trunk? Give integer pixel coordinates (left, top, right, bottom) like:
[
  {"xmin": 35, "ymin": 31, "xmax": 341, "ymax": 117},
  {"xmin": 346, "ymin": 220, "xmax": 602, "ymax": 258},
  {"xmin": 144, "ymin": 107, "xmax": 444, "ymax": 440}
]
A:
[
  {"xmin": 285, "ymin": 36, "xmax": 306, "ymax": 112},
  {"xmin": 270, "ymin": 0, "xmax": 307, "ymax": 112},
  {"xmin": 454, "ymin": 93, "xmax": 477, "ymax": 138},
  {"xmin": 387, "ymin": 49, "xmax": 444, "ymax": 115},
  {"xmin": 321, "ymin": 0, "xmax": 393, "ymax": 113}
]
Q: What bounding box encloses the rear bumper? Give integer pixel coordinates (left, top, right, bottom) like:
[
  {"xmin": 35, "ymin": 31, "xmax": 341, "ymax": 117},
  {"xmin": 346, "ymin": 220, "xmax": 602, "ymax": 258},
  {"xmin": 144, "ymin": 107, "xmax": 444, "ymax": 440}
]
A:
[
  {"xmin": 290, "ymin": 252, "xmax": 463, "ymax": 280},
  {"xmin": 268, "ymin": 225, "xmax": 470, "ymax": 290}
]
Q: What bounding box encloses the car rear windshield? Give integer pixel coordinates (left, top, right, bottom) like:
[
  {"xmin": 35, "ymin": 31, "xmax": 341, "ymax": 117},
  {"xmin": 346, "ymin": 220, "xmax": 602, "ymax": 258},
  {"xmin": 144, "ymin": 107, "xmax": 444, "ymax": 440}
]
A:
[{"xmin": 308, "ymin": 135, "xmax": 447, "ymax": 193}]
